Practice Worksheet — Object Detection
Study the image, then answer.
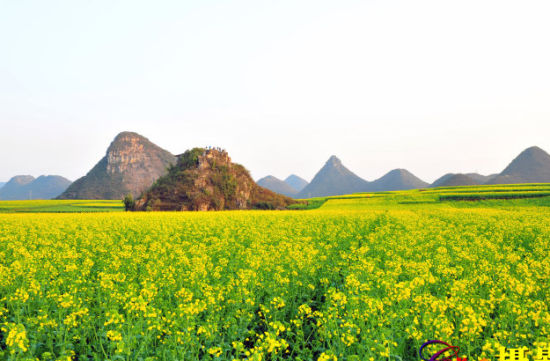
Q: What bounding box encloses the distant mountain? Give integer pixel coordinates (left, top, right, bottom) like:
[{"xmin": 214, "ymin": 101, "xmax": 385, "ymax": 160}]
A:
[
  {"xmin": 284, "ymin": 175, "xmax": 308, "ymax": 192},
  {"xmin": 0, "ymin": 175, "xmax": 35, "ymax": 200},
  {"xmin": 487, "ymin": 146, "xmax": 550, "ymax": 184},
  {"xmin": 257, "ymin": 176, "xmax": 298, "ymax": 197},
  {"xmin": 430, "ymin": 173, "xmax": 454, "ymax": 188},
  {"xmin": 30, "ymin": 176, "xmax": 72, "ymax": 199},
  {"xmin": 58, "ymin": 132, "xmax": 176, "ymax": 200},
  {"xmin": 136, "ymin": 148, "xmax": 295, "ymax": 211},
  {"xmin": 430, "ymin": 173, "xmax": 481, "ymax": 188},
  {"xmin": 297, "ymin": 156, "xmax": 369, "ymax": 198},
  {"xmin": 365, "ymin": 169, "xmax": 429, "ymax": 192},
  {"xmin": 0, "ymin": 175, "xmax": 71, "ymax": 200},
  {"xmin": 0, "ymin": 182, "xmax": 5, "ymax": 189},
  {"xmin": 466, "ymin": 173, "xmax": 496, "ymax": 184},
  {"xmin": 431, "ymin": 172, "xmax": 497, "ymax": 187}
]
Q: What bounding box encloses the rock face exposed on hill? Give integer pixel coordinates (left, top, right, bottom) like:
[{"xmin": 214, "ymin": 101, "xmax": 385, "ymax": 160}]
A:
[
  {"xmin": 297, "ymin": 156, "xmax": 369, "ymax": 198},
  {"xmin": 0, "ymin": 175, "xmax": 71, "ymax": 200},
  {"xmin": 257, "ymin": 175, "xmax": 298, "ymax": 197},
  {"xmin": 136, "ymin": 148, "xmax": 295, "ymax": 211},
  {"xmin": 365, "ymin": 169, "xmax": 428, "ymax": 192},
  {"xmin": 487, "ymin": 146, "xmax": 550, "ymax": 184},
  {"xmin": 58, "ymin": 132, "xmax": 176, "ymax": 200},
  {"xmin": 284, "ymin": 175, "xmax": 308, "ymax": 192},
  {"xmin": 430, "ymin": 173, "xmax": 481, "ymax": 188}
]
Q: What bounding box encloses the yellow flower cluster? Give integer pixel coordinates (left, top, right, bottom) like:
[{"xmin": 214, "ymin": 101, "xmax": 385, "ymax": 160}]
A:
[{"xmin": 2, "ymin": 323, "xmax": 29, "ymax": 353}]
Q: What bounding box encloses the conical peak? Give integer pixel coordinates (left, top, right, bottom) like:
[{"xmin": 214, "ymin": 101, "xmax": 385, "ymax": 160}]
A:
[
  {"xmin": 108, "ymin": 132, "xmax": 151, "ymax": 151},
  {"xmin": 505, "ymin": 146, "xmax": 550, "ymax": 169},
  {"xmin": 385, "ymin": 168, "xmax": 414, "ymax": 178},
  {"xmin": 326, "ymin": 155, "xmax": 342, "ymax": 167},
  {"xmin": 285, "ymin": 174, "xmax": 304, "ymax": 181},
  {"xmin": 519, "ymin": 146, "xmax": 548, "ymax": 157},
  {"xmin": 261, "ymin": 175, "xmax": 280, "ymax": 182},
  {"xmin": 387, "ymin": 168, "xmax": 406, "ymax": 175}
]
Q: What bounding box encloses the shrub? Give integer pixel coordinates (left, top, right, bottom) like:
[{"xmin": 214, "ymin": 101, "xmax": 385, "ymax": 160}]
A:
[
  {"xmin": 253, "ymin": 202, "xmax": 275, "ymax": 210},
  {"xmin": 123, "ymin": 194, "xmax": 135, "ymax": 211}
]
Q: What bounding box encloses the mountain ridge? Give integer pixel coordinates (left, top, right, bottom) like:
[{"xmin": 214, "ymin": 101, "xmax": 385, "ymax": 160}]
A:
[
  {"xmin": 5, "ymin": 136, "xmax": 550, "ymax": 201},
  {"xmin": 0, "ymin": 175, "xmax": 71, "ymax": 200},
  {"xmin": 58, "ymin": 132, "xmax": 176, "ymax": 200},
  {"xmin": 257, "ymin": 176, "xmax": 298, "ymax": 197},
  {"xmin": 285, "ymin": 175, "xmax": 308, "ymax": 192}
]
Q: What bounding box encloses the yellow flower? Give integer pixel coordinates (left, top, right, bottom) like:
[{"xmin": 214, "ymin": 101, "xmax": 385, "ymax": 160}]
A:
[
  {"xmin": 106, "ymin": 330, "xmax": 123, "ymax": 342},
  {"xmin": 318, "ymin": 352, "xmax": 338, "ymax": 361},
  {"xmin": 208, "ymin": 346, "xmax": 223, "ymax": 357},
  {"xmin": 5, "ymin": 323, "xmax": 28, "ymax": 353}
]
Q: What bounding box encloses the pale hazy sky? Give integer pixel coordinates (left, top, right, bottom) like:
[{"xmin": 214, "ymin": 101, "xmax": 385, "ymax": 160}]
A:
[{"xmin": 1, "ymin": 0, "xmax": 549, "ymax": 184}]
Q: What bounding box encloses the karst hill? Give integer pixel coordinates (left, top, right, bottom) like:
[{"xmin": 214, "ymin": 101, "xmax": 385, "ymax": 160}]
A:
[{"xmin": 135, "ymin": 148, "xmax": 295, "ymax": 211}]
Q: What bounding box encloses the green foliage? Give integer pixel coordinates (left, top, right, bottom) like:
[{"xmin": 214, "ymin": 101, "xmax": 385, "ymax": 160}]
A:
[
  {"xmin": 211, "ymin": 165, "xmax": 237, "ymax": 207},
  {"xmin": 253, "ymin": 201, "xmax": 275, "ymax": 210},
  {"xmin": 176, "ymin": 148, "xmax": 205, "ymax": 169},
  {"xmin": 123, "ymin": 193, "xmax": 135, "ymax": 211},
  {"xmin": 439, "ymin": 192, "xmax": 550, "ymax": 201},
  {"xmin": 287, "ymin": 198, "xmax": 326, "ymax": 210}
]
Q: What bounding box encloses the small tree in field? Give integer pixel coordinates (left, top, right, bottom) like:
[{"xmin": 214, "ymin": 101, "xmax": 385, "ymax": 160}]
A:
[{"xmin": 123, "ymin": 194, "xmax": 135, "ymax": 211}]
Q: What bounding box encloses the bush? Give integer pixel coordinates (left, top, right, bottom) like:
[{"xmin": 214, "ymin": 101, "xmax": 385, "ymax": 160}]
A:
[
  {"xmin": 123, "ymin": 194, "xmax": 135, "ymax": 211},
  {"xmin": 253, "ymin": 202, "xmax": 275, "ymax": 210}
]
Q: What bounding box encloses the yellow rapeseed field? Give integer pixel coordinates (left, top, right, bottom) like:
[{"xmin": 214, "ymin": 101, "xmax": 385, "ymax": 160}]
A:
[{"xmin": 0, "ymin": 195, "xmax": 549, "ymax": 360}]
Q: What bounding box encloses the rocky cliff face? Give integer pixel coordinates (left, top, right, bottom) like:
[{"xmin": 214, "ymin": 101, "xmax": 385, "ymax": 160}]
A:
[
  {"xmin": 136, "ymin": 148, "xmax": 295, "ymax": 211},
  {"xmin": 106, "ymin": 133, "xmax": 152, "ymax": 174},
  {"xmin": 58, "ymin": 132, "xmax": 176, "ymax": 200}
]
